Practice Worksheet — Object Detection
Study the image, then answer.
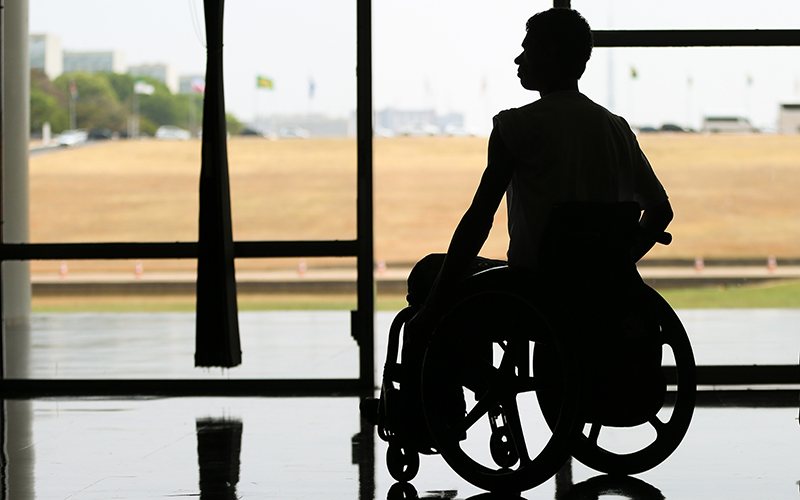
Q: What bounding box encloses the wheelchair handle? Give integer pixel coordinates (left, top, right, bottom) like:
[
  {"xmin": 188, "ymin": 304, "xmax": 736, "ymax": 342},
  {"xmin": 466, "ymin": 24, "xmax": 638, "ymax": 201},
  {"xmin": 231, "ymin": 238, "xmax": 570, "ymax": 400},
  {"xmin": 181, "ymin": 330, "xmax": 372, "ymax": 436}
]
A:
[{"xmin": 639, "ymin": 227, "xmax": 672, "ymax": 246}]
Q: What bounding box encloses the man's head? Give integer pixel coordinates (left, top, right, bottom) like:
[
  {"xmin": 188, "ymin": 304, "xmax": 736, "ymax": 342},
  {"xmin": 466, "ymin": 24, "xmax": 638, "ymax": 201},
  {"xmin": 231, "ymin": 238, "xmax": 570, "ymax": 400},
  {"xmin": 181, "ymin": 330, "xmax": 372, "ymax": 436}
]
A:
[{"xmin": 515, "ymin": 9, "xmax": 593, "ymax": 92}]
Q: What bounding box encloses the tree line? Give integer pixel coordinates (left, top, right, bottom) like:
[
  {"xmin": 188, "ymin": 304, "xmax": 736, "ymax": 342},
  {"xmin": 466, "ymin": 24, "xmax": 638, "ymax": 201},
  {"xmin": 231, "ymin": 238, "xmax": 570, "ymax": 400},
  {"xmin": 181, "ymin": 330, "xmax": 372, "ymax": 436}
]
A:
[{"xmin": 30, "ymin": 69, "xmax": 243, "ymax": 137}]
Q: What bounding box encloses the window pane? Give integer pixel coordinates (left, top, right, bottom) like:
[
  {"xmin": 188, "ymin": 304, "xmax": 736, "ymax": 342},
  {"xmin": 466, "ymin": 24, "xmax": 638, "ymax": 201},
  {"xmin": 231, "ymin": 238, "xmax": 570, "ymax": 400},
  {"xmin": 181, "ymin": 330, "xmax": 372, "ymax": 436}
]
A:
[{"xmin": 29, "ymin": 1, "xmax": 358, "ymax": 244}]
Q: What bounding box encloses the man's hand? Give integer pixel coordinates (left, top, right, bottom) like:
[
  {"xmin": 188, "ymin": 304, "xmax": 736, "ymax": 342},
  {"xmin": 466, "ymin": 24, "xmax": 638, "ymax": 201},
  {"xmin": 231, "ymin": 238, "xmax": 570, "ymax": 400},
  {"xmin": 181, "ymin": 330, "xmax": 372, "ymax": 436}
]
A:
[{"xmin": 632, "ymin": 200, "xmax": 674, "ymax": 262}]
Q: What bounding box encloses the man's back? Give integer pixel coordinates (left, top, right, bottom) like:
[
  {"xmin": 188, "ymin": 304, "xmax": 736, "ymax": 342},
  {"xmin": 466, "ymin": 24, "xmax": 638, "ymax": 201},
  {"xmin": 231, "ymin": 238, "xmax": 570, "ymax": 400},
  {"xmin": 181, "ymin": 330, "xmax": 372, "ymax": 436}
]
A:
[{"xmin": 494, "ymin": 91, "xmax": 667, "ymax": 268}]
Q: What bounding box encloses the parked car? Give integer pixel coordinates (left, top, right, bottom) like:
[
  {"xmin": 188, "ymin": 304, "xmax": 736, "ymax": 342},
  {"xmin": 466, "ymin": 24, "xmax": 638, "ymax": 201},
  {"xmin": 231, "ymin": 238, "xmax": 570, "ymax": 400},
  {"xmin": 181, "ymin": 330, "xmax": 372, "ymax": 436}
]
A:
[
  {"xmin": 239, "ymin": 127, "xmax": 267, "ymax": 137},
  {"xmin": 88, "ymin": 128, "xmax": 114, "ymax": 140},
  {"xmin": 57, "ymin": 129, "xmax": 89, "ymax": 147},
  {"xmin": 659, "ymin": 123, "xmax": 689, "ymax": 133},
  {"xmin": 155, "ymin": 125, "xmax": 191, "ymax": 140},
  {"xmin": 443, "ymin": 123, "xmax": 474, "ymax": 137},
  {"xmin": 702, "ymin": 116, "xmax": 759, "ymax": 133},
  {"xmin": 398, "ymin": 123, "xmax": 440, "ymax": 136}
]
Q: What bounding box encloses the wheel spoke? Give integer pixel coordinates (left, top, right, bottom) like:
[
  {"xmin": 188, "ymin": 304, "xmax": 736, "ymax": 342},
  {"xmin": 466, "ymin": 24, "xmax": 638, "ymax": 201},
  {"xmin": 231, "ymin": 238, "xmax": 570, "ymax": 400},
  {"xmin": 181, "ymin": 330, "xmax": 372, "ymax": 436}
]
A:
[
  {"xmin": 498, "ymin": 346, "xmax": 517, "ymax": 375},
  {"xmin": 454, "ymin": 388, "xmax": 498, "ymax": 436},
  {"xmin": 500, "ymin": 396, "xmax": 531, "ymax": 464},
  {"xmin": 648, "ymin": 415, "xmax": 666, "ymax": 433}
]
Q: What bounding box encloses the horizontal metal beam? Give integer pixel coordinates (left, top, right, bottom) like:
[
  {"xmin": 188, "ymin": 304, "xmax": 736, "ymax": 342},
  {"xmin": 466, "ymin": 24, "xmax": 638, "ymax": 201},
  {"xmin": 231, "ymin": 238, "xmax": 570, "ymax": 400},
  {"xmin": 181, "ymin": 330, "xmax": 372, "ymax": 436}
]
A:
[
  {"xmin": 0, "ymin": 378, "xmax": 371, "ymax": 398},
  {"xmin": 664, "ymin": 364, "xmax": 799, "ymax": 386},
  {"xmin": 693, "ymin": 389, "xmax": 799, "ymax": 408},
  {"xmin": 2, "ymin": 365, "xmax": 796, "ymax": 399},
  {"xmin": 0, "ymin": 240, "xmax": 359, "ymax": 261},
  {"xmin": 593, "ymin": 29, "xmax": 800, "ymax": 47}
]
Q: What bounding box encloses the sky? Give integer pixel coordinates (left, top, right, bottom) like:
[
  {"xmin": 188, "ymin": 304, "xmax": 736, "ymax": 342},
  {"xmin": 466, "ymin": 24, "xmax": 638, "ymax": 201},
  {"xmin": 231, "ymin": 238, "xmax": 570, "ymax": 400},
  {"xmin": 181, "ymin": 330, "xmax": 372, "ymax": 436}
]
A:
[{"xmin": 29, "ymin": 0, "xmax": 800, "ymax": 135}]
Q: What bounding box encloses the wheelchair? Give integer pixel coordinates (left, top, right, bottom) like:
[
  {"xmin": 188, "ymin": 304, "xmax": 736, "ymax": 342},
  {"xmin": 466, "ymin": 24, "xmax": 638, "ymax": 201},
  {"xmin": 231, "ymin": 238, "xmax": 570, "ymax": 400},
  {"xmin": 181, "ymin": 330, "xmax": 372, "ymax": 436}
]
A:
[{"xmin": 361, "ymin": 202, "xmax": 696, "ymax": 493}]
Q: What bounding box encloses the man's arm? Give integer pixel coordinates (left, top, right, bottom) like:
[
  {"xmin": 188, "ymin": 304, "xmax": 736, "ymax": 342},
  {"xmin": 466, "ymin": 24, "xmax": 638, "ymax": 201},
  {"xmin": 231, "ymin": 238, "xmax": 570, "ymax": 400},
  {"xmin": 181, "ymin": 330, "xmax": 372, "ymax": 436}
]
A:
[
  {"xmin": 632, "ymin": 199, "xmax": 673, "ymax": 262},
  {"xmin": 408, "ymin": 129, "xmax": 515, "ymax": 330}
]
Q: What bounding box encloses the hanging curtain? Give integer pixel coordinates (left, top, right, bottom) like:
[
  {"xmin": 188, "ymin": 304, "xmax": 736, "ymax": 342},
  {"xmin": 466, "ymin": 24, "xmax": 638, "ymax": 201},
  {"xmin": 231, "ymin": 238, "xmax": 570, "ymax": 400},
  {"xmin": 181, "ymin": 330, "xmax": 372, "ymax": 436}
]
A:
[{"xmin": 195, "ymin": 0, "xmax": 241, "ymax": 368}]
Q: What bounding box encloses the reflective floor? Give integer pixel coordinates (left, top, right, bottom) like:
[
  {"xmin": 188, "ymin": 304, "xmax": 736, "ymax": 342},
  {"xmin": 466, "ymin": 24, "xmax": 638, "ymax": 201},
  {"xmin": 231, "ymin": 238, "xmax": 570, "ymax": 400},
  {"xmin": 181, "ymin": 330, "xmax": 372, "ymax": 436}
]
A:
[
  {"xmin": 4, "ymin": 309, "xmax": 800, "ymax": 499},
  {"xmin": 5, "ymin": 397, "xmax": 799, "ymax": 499}
]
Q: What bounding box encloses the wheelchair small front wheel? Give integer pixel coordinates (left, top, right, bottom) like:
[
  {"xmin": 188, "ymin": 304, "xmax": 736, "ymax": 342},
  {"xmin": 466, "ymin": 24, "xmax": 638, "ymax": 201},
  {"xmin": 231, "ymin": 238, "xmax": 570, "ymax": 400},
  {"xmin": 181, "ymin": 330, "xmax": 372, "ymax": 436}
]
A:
[
  {"xmin": 490, "ymin": 426, "xmax": 519, "ymax": 468},
  {"xmin": 421, "ymin": 291, "xmax": 578, "ymax": 493},
  {"xmin": 386, "ymin": 443, "xmax": 420, "ymax": 482}
]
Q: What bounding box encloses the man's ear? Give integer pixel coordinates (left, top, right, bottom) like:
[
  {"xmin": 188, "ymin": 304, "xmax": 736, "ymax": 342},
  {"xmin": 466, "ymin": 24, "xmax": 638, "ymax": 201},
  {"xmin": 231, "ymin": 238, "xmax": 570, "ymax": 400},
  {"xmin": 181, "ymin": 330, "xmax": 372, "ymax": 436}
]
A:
[{"xmin": 539, "ymin": 41, "xmax": 559, "ymax": 65}]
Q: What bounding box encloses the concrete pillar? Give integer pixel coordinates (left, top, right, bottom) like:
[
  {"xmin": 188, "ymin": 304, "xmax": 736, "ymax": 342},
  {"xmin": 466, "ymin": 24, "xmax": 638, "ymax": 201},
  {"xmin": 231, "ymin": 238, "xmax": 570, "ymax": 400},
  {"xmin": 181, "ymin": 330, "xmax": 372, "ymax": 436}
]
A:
[
  {"xmin": 3, "ymin": 0, "xmax": 32, "ymax": 374},
  {"xmin": 3, "ymin": 1, "xmax": 34, "ymax": 499}
]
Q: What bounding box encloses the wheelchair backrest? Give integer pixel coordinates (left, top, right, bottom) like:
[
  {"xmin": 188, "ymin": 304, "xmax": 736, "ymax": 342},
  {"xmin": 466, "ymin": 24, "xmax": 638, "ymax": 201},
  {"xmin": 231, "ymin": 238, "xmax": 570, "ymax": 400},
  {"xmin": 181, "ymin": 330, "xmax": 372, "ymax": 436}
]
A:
[{"xmin": 535, "ymin": 201, "xmax": 642, "ymax": 291}]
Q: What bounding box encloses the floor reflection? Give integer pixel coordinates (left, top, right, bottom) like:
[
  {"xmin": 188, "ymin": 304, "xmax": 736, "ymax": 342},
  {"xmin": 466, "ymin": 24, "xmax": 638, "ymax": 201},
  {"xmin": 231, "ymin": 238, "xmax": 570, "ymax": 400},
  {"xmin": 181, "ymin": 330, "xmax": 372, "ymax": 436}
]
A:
[
  {"xmin": 554, "ymin": 460, "xmax": 665, "ymax": 499},
  {"xmin": 353, "ymin": 403, "xmax": 377, "ymax": 500},
  {"xmin": 2, "ymin": 397, "xmax": 797, "ymax": 499},
  {"xmin": 385, "ymin": 458, "xmax": 666, "ymax": 500},
  {"xmin": 196, "ymin": 418, "xmax": 243, "ymax": 500}
]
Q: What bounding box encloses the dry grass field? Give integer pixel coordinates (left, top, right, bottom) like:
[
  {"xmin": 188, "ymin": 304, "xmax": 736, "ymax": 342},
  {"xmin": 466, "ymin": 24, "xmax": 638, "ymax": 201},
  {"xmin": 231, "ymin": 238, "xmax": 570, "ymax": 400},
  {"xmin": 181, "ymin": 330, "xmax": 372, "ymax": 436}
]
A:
[{"xmin": 28, "ymin": 134, "xmax": 800, "ymax": 276}]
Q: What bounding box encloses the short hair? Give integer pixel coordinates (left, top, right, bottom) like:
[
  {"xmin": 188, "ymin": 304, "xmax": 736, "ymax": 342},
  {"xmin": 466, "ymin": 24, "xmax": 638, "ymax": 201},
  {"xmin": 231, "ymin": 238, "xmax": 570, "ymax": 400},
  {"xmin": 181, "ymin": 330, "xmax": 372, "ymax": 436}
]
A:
[{"xmin": 525, "ymin": 9, "xmax": 593, "ymax": 80}]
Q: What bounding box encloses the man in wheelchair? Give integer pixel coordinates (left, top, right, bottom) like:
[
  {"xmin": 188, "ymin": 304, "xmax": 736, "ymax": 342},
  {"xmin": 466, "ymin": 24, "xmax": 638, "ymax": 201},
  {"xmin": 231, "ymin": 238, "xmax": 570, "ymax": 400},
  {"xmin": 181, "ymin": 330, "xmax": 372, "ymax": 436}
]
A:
[
  {"xmin": 365, "ymin": 8, "xmax": 690, "ymax": 491},
  {"xmin": 404, "ymin": 6, "xmax": 672, "ymax": 418},
  {"xmin": 407, "ymin": 8, "xmax": 672, "ymax": 336}
]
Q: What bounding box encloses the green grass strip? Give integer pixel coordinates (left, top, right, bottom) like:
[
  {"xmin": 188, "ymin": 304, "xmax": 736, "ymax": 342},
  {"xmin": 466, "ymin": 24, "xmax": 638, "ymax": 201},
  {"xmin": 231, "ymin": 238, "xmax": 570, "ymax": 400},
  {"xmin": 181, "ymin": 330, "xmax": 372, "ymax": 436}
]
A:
[{"xmin": 660, "ymin": 280, "xmax": 800, "ymax": 309}]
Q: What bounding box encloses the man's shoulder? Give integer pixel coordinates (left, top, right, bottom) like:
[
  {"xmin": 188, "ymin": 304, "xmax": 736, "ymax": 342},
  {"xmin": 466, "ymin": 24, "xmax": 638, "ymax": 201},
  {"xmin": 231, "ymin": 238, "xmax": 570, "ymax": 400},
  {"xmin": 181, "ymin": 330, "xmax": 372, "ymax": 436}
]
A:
[
  {"xmin": 495, "ymin": 98, "xmax": 550, "ymax": 122},
  {"xmin": 505, "ymin": 92, "xmax": 607, "ymax": 114}
]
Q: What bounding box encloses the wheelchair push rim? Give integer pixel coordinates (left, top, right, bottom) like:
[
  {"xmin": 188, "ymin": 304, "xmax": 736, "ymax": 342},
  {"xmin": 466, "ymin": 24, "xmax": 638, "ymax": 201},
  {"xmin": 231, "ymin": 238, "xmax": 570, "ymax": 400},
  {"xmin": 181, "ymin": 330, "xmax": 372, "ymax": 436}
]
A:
[
  {"xmin": 421, "ymin": 291, "xmax": 578, "ymax": 493},
  {"xmin": 568, "ymin": 286, "xmax": 696, "ymax": 475}
]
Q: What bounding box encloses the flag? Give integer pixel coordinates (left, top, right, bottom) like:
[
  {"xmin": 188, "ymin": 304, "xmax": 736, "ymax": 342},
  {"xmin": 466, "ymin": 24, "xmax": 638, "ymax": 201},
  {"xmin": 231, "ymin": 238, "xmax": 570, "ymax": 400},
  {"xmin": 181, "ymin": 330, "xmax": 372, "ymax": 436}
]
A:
[
  {"xmin": 134, "ymin": 80, "xmax": 155, "ymax": 95},
  {"xmin": 256, "ymin": 76, "xmax": 274, "ymax": 90},
  {"xmin": 191, "ymin": 77, "xmax": 206, "ymax": 93}
]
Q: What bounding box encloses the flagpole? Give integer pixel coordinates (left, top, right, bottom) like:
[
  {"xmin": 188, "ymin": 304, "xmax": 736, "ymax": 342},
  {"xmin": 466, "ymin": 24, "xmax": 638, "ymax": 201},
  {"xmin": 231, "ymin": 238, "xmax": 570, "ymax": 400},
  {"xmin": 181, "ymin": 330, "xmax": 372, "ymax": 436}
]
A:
[
  {"xmin": 253, "ymin": 80, "xmax": 257, "ymax": 129},
  {"xmin": 69, "ymin": 81, "xmax": 76, "ymax": 130},
  {"xmin": 255, "ymin": 76, "xmax": 275, "ymax": 134},
  {"xmin": 133, "ymin": 91, "xmax": 139, "ymax": 139}
]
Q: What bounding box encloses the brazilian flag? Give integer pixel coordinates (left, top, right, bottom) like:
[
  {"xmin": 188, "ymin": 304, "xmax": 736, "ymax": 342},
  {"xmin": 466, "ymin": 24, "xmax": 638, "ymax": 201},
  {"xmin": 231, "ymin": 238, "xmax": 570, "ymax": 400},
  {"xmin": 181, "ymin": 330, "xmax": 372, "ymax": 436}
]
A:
[{"xmin": 256, "ymin": 76, "xmax": 274, "ymax": 89}]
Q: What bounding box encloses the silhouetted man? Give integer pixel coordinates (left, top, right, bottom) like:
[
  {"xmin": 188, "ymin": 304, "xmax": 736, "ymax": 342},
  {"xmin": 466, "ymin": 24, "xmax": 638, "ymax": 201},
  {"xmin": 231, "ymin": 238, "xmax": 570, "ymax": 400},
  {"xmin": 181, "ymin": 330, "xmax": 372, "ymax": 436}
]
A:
[{"xmin": 408, "ymin": 8, "xmax": 673, "ymax": 332}]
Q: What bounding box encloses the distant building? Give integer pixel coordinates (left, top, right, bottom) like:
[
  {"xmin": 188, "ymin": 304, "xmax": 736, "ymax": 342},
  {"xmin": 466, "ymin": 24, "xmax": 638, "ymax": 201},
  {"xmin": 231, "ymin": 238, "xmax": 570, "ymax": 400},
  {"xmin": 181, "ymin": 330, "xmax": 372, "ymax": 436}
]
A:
[
  {"xmin": 30, "ymin": 33, "xmax": 63, "ymax": 80},
  {"xmin": 63, "ymin": 50, "xmax": 127, "ymax": 74},
  {"xmin": 375, "ymin": 108, "xmax": 466, "ymax": 136},
  {"xmin": 129, "ymin": 64, "xmax": 179, "ymax": 94},
  {"xmin": 437, "ymin": 112, "xmax": 468, "ymax": 135},
  {"xmin": 251, "ymin": 114, "xmax": 352, "ymax": 138},
  {"xmin": 377, "ymin": 108, "xmax": 438, "ymax": 135},
  {"xmin": 701, "ymin": 116, "xmax": 758, "ymax": 133},
  {"xmin": 778, "ymin": 104, "xmax": 800, "ymax": 134}
]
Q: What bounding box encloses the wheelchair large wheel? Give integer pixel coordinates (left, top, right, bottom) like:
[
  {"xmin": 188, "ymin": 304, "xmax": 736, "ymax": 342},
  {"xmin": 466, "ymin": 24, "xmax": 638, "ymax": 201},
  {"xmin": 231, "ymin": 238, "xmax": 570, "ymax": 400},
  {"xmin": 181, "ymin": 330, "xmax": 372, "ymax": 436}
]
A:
[
  {"xmin": 421, "ymin": 291, "xmax": 578, "ymax": 493},
  {"xmin": 565, "ymin": 286, "xmax": 696, "ymax": 475}
]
